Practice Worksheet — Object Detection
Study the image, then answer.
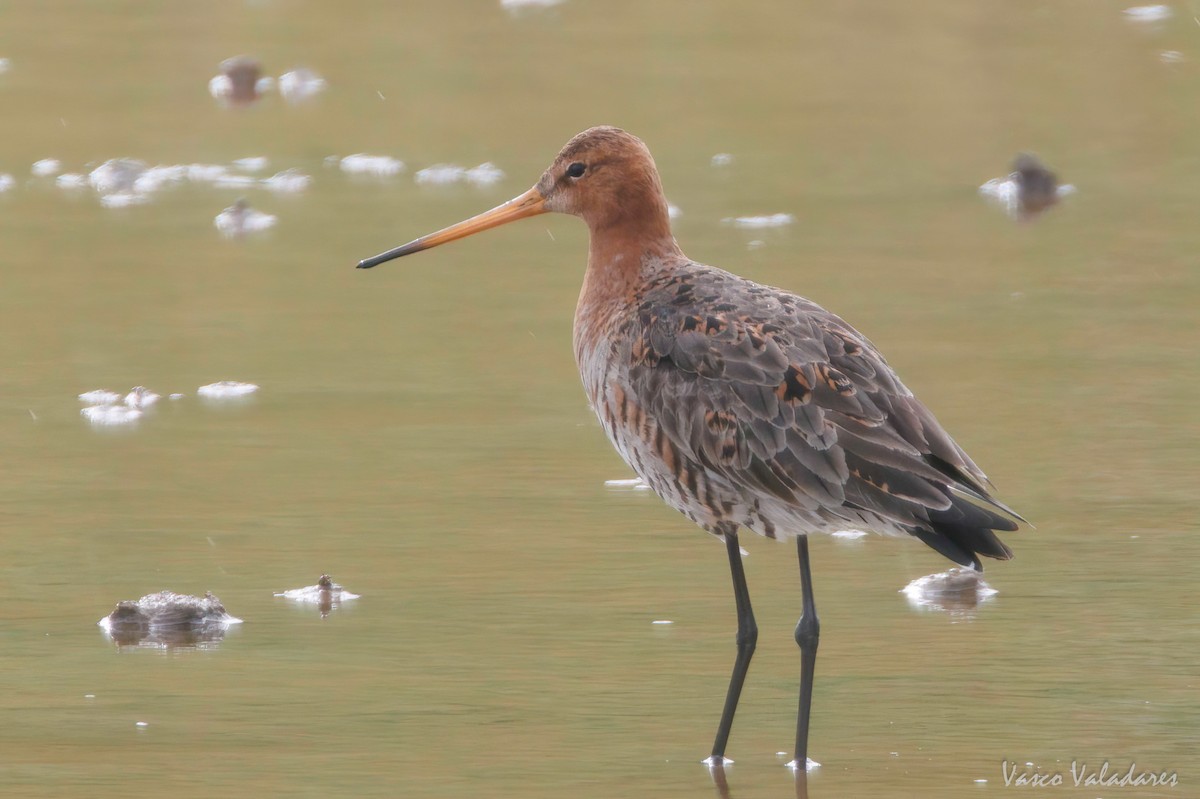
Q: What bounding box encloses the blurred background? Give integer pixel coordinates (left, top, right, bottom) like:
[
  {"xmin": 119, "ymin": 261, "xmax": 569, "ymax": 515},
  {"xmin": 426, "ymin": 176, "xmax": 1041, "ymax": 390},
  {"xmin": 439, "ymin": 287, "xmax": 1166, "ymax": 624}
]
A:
[{"xmin": 0, "ymin": 1, "xmax": 1196, "ymax": 797}]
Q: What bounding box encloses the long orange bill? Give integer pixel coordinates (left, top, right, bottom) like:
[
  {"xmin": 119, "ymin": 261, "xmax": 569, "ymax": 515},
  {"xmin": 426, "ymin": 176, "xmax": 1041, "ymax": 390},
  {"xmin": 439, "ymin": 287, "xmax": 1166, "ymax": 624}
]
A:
[{"xmin": 356, "ymin": 186, "xmax": 548, "ymax": 269}]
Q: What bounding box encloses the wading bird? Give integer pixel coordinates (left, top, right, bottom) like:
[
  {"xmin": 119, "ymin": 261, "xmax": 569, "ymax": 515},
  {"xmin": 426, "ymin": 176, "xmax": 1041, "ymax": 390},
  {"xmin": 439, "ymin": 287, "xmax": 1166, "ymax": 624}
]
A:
[{"xmin": 357, "ymin": 126, "xmax": 1022, "ymax": 771}]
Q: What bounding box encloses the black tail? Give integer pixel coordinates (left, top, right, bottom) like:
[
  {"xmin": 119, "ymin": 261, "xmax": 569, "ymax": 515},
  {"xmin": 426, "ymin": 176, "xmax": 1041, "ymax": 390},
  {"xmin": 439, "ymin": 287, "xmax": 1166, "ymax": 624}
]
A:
[{"xmin": 909, "ymin": 495, "xmax": 1018, "ymax": 571}]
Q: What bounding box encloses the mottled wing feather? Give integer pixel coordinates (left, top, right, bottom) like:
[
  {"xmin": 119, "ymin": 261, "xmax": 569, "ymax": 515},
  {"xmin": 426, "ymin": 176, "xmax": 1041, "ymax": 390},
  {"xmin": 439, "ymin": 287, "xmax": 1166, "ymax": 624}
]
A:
[{"xmin": 625, "ymin": 263, "xmax": 1018, "ymax": 567}]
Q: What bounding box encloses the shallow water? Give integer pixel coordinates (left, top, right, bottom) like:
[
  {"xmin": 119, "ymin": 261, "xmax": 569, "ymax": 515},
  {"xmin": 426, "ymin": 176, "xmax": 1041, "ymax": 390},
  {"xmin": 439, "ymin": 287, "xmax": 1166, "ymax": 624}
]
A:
[{"xmin": 1, "ymin": 1, "xmax": 1196, "ymax": 797}]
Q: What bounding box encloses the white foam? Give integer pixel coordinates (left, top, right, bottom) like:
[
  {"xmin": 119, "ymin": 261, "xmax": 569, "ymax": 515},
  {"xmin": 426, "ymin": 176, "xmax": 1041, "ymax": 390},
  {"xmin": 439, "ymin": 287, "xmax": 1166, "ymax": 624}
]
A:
[
  {"xmin": 415, "ymin": 163, "xmax": 505, "ymax": 186},
  {"xmin": 604, "ymin": 477, "xmax": 651, "ymax": 491},
  {"xmin": 89, "ymin": 158, "xmax": 147, "ymax": 195},
  {"xmin": 99, "ymin": 192, "xmax": 151, "ymax": 209},
  {"xmin": 215, "ymin": 202, "xmax": 277, "ymax": 237},
  {"xmin": 1123, "ymin": 5, "xmax": 1172, "ymax": 22},
  {"xmin": 0, "ymin": 173, "xmax": 14, "ymax": 192},
  {"xmin": 339, "ymin": 154, "xmax": 405, "ymax": 177},
  {"xmin": 1160, "ymin": 50, "xmax": 1185, "ymax": 63},
  {"xmin": 902, "ymin": 567, "xmax": 997, "ymax": 613},
  {"xmin": 124, "ymin": 387, "xmax": 160, "ymax": 409},
  {"xmin": 711, "ymin": 153, "xmax": 733, "ymax": 167},
  {"xmin": 501, "ymin": 0, "xmax": 565, "ymax": 9},
  {"xmin": 233, "ymin": 157, "xmax": 269, "ymax": 172},
  {"xmin": 262, "ymin": 168, "xmax": 311, "ymax": 193},
  {"xmin": 81, "ymin": 405, "xmax": 143, "ymax": 426},
  {"xmin": 186, "ymin": 163, "xmax": 230, "ymax": 184},
  {"xmin": 465, "ymin": 162, "xmax": 504, "ymax": 186},
  {"xmin": 786, "ymin": 758, "xmax": 821, "ymax": 772},
  {"xmin": 279, "ymin": 68, "xmax": 326, "ymax": 103},
  {"xmin": 197, "ymin": 380, "xmax": 259, "ymax": 399},
  {"xmin": 55, "ymin": 173, "xmax": 88, "ymax": 190},
  {"xmin": 724, "ymin": 213, "xmax": 794, "ymax": 229},
  {"xmin": 831, "ymin": 529, "xmax": 868, "ymax": 540},
  {"xmin": 31, "ymin": 158, "xmax": 61, "ymax": 177},
  {"xmin": 415, "ymin": 164, "xmax": 466, "ymax": 185},
  {"xmin": 274, "ymin": 583, "xmax": 360, "ymax": 603},
  {"xmin": 213, "ymin": 174, "xmax": 259, "ymax": 189},
  {"xmin": 78, "ymin": 389, "xmax": 122, "ymax": 405},
  {"xmin": 134, "ymin": 164, "xmax": 187, "ymax": 193},
  {"xmin": 0, "ymin": 58, "xmax": 10, "ymax": 74}
]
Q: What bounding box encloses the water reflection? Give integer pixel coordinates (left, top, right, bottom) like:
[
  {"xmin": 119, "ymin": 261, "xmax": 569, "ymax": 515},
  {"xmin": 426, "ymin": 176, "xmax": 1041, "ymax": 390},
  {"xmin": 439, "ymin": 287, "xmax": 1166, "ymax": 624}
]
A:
[{"xmin": 707, "ymin": 762, "xmax": 812, "ymax": 799}]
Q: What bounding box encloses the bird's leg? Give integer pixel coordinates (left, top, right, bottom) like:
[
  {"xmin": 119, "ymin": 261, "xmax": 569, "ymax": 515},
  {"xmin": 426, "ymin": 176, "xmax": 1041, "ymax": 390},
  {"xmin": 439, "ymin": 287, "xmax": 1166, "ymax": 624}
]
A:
[
  {"xmin": 792, "ymin": 535, "xmax": 820, "ymax": 769},
  {"xmin": 709, "ymin": 526, "xmax": 757, "ymax": 762}
]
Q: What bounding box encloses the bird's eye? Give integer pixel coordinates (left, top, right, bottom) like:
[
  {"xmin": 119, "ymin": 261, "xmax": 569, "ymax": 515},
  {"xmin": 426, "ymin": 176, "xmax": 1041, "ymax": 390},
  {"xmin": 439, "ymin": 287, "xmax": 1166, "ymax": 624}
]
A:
[{"xmin": 566, "ymin": 162, "xmax": 586, "ymax": 178}]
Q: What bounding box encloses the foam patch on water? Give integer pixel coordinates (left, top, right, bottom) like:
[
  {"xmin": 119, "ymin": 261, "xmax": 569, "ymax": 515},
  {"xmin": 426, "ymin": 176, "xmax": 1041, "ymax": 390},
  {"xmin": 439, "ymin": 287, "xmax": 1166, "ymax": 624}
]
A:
[
  {"xmin": 0, "ymin": 58, "xmax": 10, "ymax": 74},
  {"xmin": 831, "ymin": 529, "xmax": 868, "ymax": 540},
  {"xmin": 340, "ymin": 154, "xmax": 405, "ymax": 177},
  {"xmin": 262, "ymin": 169, "xmax": 311, "ymax": 193},
  {"xmin": 724, "ymin": 213, "xmax": 795, "ymax": 229},
  {"xmin": 711, "ymin": 153, "xmax": 733, "ymax": 167},
  {"xmin": 604, "ymin": 477, "xmax": 651, "ymax": 491},
  {"xmin": 89, "ymin": 158, "xmax": 147, "ymax": 194},
  {"xmin": 81, "ymin": 405, "xmax": 143, "ymax": 426},
  {"xmin": 786, "ymin": 758, "xmax": 821, "ymax": 772},
  {"xmin": 0, "ymin": 173, "xmax": 14, "ymax": 193},
  {"xmin": 415, "ymin": 163, "xmax": 505, "ymax": 186},
  {"xmin": 197, "ymin": 381, "xmax": 259, "ymax": 399},
  {"xmin": 501, "ymin": 0, "xmax": 566, "ymax": 10},
  {"xmin": 79, "ymin": 389, "xmax": 123, "ymax": 405},
  {"xmin": 215, "ymin": 201, "xmax": 277, "ymax": 237},
  {"xmin": 1123, "ymin": 4, "xmax": 1172, "ymax": 22},
  {"xmin": 902, "ymin": 567, "xmax": 997, "ymax": 613},
  {"xmin": 124, "ymin": 387, "xmax": 160, "ymax": 409},
  {"xmin": 279, "ymin": 68, "xmax": 326, "ymax": 103},
  {"xmin": 32, "ymin": 158, "xmax": 61, "ymax": 177},
  {"xmin": 233, "ymin": 157, "xmax": 270, "ymax": 173},
  {"xmin": 274, "ymin": 581, "xmax": 360, "ymax": 603},
  {"xmin": 55, "ymin": 173, "xmax": 87, "ymax": 190}
]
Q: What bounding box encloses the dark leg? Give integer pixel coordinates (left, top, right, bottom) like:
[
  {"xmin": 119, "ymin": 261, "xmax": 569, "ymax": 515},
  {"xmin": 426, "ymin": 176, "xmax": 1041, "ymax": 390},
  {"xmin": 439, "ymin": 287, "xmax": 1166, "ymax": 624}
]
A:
[
  {"xmin": 793, "ymin": 535, "xmax": 820, "ymax": 769},
  {"xmin": 709, "ymin": 526, "xmax": 757, "ymax": 762}
]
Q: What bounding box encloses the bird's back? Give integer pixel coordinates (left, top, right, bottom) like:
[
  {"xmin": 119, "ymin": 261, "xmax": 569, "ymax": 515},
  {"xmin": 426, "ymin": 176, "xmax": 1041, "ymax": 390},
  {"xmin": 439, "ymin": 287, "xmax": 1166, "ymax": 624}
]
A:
[{"xmin": 576, "ymin": 257, "xmax": 1018, "ymax": 569}]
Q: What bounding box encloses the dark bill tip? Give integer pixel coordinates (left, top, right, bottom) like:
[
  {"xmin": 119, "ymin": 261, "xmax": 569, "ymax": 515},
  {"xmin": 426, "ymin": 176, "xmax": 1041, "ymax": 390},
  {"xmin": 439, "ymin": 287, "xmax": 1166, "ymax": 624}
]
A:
[{"xmin": 356, "ymin": 239, "xmax": 427, "ymax": 269}]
